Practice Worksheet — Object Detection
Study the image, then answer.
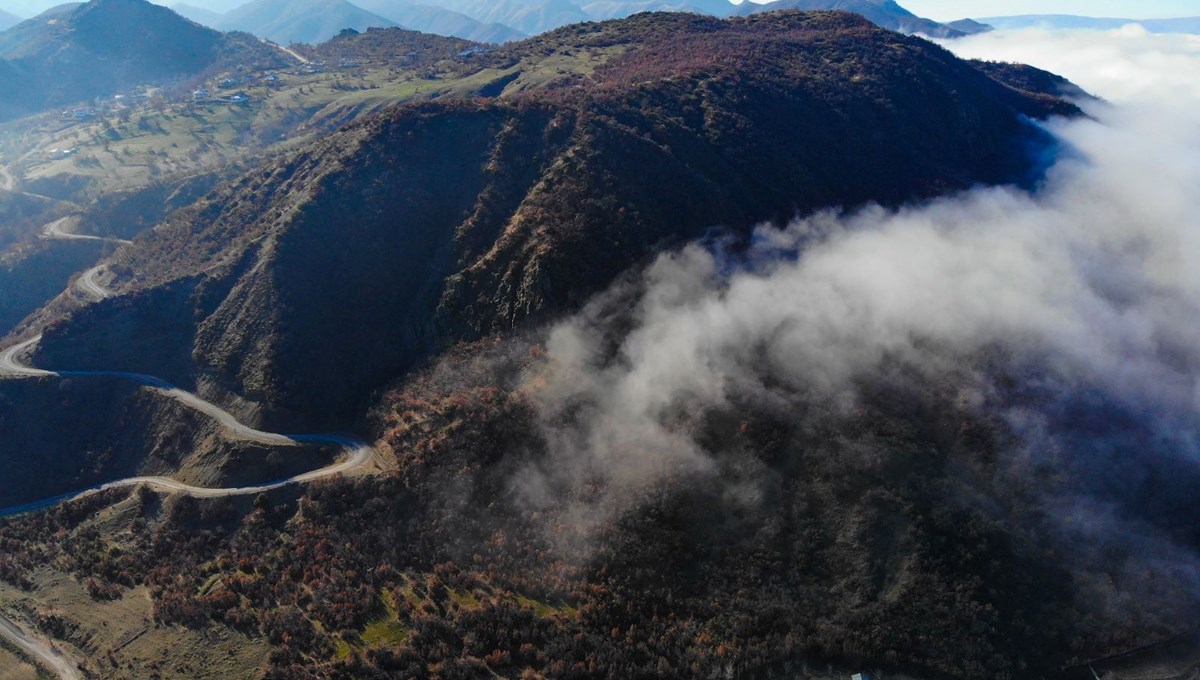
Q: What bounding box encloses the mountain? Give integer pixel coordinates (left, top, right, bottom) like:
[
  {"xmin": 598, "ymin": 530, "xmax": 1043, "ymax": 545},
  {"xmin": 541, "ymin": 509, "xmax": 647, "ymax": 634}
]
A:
[
  {"xmin": 169, "ymin": 1, "xmax": 225, "ymax": 26},
  {"xmin": 0, "ymin": 0, "xmax": 280, "ymax": 121},
  {"xmin": 0, "ymin": 9, "xmax": 22, "ymax": 30},
  {"xmin": 24, "ymin": 11, "xmax": 1079, "ymax": 432},
  {"xmin": 737, "ymin": 0, "xmax": 963, "ymax": 37},
  {"xmin": 217, "ymin": 0, "xmax": 400, "ymax": 44},
  {"xmin": 0, "ymin": 10, "xmax": 1121, "ymax": 680},
  {"xmin": 354, "ymin": 0, "xmax": 527, "ymax": 42},
  {"xmin": 945, "ymin": 17, "xmax": 992, "ymax": 34},
  {"xmin": 303, "ymin": 25, "xmax": 479, "ymax": 61},
  {"xmin": 165, "ymin": 0, "xmax": 245, "ymax": 11},
  {"xmin": 422, "ymin": 0, "xmax": 591, "ymax": 35},
  {"xmin": 582, "ymin": 0, "xmax": 734, "ymax": 20},
  {"xmin": 0, "ymin": 0, "xmax": 219, "ymax": 60},
  {"xmin": 979, "ymin": 14, "xmax": 1200, "ymax": 34}
]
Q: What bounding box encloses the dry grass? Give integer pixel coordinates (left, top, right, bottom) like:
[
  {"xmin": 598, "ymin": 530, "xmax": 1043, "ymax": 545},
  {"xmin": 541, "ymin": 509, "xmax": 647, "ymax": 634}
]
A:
[{"xmin": 0, "ymin": 570, "xmax": 269, "ymax": 679}]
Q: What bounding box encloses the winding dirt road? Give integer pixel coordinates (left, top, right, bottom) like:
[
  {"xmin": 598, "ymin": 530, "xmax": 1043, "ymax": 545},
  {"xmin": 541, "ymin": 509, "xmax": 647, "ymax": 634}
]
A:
[
  {"xmin": 75, "ymin": 265, "xmax": 112, "ymax": 301},
  {"xmin": 262, "ymin": 38, "xmax": 312, "ymax": 65},
  {"xmin": 0, "ymin": 334, "xmax": 377, "ymax": 677},
  {"xmin": 0, "ymin": 613, "xmax": 83, "ymax": 680},
  {"xmin": 38, "ymin": 215, "xmax": 127, "ymax": 300},
  {"xmin": 0, "ymin": 334, "xmax": 377, "ymax": 511},
  {"xmin": 1, "ymin": 205, "xmax": 377, "ymax": 677},
  {"xmin": 41, "ymin": 216, "xmax": 133, "ymax": 245}
]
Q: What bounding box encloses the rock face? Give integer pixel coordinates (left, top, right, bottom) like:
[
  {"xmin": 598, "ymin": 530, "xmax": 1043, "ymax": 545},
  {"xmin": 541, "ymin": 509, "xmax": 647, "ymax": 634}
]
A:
[{"xmin": 31, "ymin": 11, "xmax": 1081, "ymax": 428}]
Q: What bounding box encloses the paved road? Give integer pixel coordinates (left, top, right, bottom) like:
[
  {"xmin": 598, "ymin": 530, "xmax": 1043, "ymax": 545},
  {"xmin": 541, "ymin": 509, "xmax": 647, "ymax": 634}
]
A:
[{"xmin": 0, "ymin": 611, "xmax": 84, "ymax": 680}]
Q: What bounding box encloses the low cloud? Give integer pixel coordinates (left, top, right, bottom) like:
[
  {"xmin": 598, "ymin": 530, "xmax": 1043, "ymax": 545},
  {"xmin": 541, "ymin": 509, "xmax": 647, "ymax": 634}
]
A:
[{"xmin": 514, "ymin": 26, "xmax": 1200, "ymax": 571}]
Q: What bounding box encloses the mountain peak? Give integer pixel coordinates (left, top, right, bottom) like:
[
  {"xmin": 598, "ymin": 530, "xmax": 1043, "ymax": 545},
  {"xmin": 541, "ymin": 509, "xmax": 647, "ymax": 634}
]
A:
[{"xmin": 0, "ymin": 0, "xmax": 245, "ymax": 120}]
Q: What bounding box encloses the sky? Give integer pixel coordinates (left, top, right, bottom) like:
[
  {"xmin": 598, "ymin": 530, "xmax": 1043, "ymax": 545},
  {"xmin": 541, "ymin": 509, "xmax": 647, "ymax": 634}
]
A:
[
  {"xmin": 4, "ymin": 0, "xmax": 1199, "ymax": 18},
  {"xmin": 903, "ymin": 0, "xmax": 1200, "ymax": 20}
]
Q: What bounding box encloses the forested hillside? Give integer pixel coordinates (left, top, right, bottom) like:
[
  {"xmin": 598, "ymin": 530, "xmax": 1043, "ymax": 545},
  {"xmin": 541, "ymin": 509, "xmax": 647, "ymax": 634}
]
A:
[
  {"xmin": 3, "ymin": 9, "xmax": 1161, "ymax": 680},
  {"xmin": 25, "ymin": 11, "xmax": 1077, "ymax": 430}
]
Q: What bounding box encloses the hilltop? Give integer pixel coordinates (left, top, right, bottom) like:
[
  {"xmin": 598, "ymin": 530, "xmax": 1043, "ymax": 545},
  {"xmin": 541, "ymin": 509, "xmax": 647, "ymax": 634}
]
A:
[
  {"xmin": 296, "ymin": 25, "xmax": 479, "ymax": 62},
  {"xmin": 354, "ymin": 0, "xmax": 529, "ymax": 43},
  {"xmin": 736, "ymin": 0, "xmax": 961, "ymax": 36},
  {"xmin": 21, "ymin": 11, "xmax": 1079, "ymax": 431}
]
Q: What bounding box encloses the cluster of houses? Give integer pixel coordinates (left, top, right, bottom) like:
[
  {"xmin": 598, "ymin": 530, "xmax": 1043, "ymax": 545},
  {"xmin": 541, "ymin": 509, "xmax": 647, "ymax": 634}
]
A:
[
  {"xmin": 190, "ymin": 88, "xmax": 253, "ymax": 105},
  {"xmin": 57, "ymin": 90, "xmax": 153, "ymax": 124},
  {"xmin": 51, "ymin": 52, "xmax": 379, "ymax": 131},
  {"xmin": 60, "ymin": 106, "xmax": 96, "ymax": 122}
]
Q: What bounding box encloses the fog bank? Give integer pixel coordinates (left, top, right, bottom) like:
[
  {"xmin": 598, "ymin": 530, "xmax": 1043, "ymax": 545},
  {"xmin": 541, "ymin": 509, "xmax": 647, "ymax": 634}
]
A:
[{"xmin": 514, "ymin": 27, "xmax": 1200, "ymax": 565}]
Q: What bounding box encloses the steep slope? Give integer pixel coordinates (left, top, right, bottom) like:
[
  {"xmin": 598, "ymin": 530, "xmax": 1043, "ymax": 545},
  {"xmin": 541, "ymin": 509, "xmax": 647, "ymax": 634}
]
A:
[
  {"xmin": 355, "ymin": 0, "xmax": 528, "ymax": 43},
  {"xmin": 217, "ymin": 0, "xmax": 399, "ymax": 45},
  {"xmin": 737, "ymin": 0, "xmax": 962, "ymax": 37},
  {"xmin": 0, "ymin": 0, "xmax": 277, "ymax": 121},
  {"xmin": 25, "ymin": 11, "xmax": 1081, "ymax": 430}
]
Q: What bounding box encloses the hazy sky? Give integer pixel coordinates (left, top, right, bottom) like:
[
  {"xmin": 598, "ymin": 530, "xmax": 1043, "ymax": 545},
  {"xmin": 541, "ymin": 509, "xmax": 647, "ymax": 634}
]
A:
[
  {"xmin": 3, "ymin": 0, "xmax": 1197, "ymax": 20},
  {"xmin": 903, "ymin": 1, "xmax": 1200, "ymax": 20}
]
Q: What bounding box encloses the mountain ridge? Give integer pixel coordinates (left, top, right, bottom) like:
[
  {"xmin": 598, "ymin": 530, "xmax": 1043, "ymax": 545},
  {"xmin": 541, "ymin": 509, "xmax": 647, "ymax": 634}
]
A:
[
  {"xmin": 216, "ymin": 0, "xmax": 401, "ymax": 44},
  {"xmin": 0, "ymin": 9, "xmax": 21, "ymax": 31},
  {"xmin": 20, "ymin": 11, "xmax": 1082, "ymax": 430},
  {"xmin": 736, "ymin": 0, "xmax": 962, "ymax": 37}
]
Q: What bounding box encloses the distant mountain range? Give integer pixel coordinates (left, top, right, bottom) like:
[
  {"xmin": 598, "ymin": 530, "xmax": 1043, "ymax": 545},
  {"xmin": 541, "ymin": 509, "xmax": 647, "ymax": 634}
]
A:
[
  {"xmin": 0, "ymin": 9, "xmax": 22, "ymax": 31},
  {"xmin": 331, "ymin": 0, "xmax": 528, "ymax": 42},
  {"xmin": 978, "ymin": 14, "xmax": 1200, "ymax": 34},
  {"xmin": 171, "ymin": 2, "xmax": 225, "ymax": 24},
  {"xmin": 216, "ymin": 0, "xmax": 400, "ymax": 44},
  {"xmin": 160, "ymin": 0, "xmax": 966, "ymax": 44}
]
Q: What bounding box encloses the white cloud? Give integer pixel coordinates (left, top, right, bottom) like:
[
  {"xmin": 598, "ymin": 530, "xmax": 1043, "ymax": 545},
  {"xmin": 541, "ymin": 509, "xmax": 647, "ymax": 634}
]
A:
[
  {"xmin": 518, "ymin": 28, "xmax": 1200, "ymax": 543},
  {"xmin": 941, "ymin": 25, "xmax": 1200, "ymax": 107}
]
